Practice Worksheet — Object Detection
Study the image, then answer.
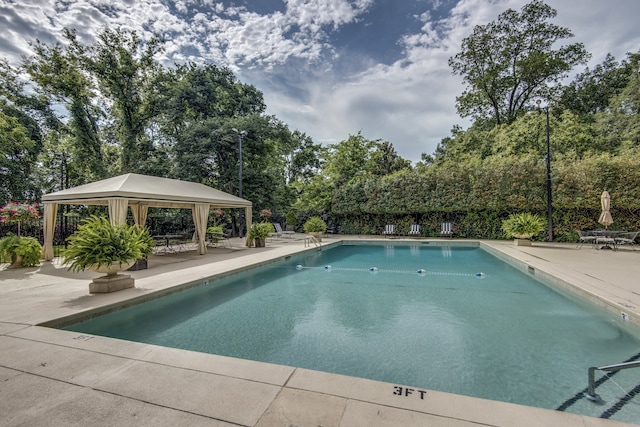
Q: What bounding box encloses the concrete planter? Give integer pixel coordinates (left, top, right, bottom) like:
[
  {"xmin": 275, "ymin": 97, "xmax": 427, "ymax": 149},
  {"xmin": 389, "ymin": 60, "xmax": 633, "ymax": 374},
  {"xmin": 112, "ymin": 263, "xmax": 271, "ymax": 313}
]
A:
[
  {"xmin": 514, "ymin": 238, "xmax": 532, "ymax": 246},
  {"xmin": 88, "ymin": 261, "xmax": 136, "ymax": 293}
]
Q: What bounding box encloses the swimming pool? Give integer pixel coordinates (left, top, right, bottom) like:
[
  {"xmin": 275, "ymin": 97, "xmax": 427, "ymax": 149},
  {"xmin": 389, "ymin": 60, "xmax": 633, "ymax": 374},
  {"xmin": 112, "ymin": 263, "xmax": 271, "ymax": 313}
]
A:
[{"xmin": 63, "ymin": 242, "xmax": 640, "ymax": 423}]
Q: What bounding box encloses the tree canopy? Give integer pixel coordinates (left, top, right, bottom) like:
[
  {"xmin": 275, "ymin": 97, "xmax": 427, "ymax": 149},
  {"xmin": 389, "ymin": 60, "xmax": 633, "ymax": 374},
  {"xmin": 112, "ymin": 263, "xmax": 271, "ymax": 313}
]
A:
[{"xmin": 449, "ymin": 0, "xmax": 589, "ymax": 125}]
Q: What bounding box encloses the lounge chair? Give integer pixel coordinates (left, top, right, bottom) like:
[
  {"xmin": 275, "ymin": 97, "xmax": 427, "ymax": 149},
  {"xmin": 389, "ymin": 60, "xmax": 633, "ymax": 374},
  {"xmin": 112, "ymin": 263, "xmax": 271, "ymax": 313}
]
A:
[
  {"xmin": 441, "ymin": 222, "xmax": 453, "ymax": 238},
  {"xmin": 382, "ymin": 224, "xmax": 395, "ymax": 238},
  {"xmin": 576, "ymin": 230, "xmax": 596, "ymax": 248},
  {"xmin": 615, "ymin": 231, "xmax": 638, "ymax": 249},
  {"xmin": 408, "ymin": 224, "xmax": 421, "ymax": 237},
  {"xmin": 274, "ymin": 223, "xmax": 294, "ymax": 238}
]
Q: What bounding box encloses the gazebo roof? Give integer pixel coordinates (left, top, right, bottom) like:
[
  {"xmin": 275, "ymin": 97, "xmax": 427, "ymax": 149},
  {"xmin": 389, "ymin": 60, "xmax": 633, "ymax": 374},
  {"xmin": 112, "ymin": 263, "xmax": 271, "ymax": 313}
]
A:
[{"xmin": 42, "ymin": 173, "xmax": 251, "ymax": 209}]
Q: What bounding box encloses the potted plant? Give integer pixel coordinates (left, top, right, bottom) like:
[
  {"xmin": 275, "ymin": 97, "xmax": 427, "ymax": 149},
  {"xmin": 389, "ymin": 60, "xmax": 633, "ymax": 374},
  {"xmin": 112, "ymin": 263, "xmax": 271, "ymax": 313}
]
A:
[
  {"xmin": 0, "ymin": 201, "xmax": 42, "ymax": 268},
  {"xmin": 62, "ymin": 215, "xmax": 154, "ymax": 293},
  {"xmin": 501, "ymin": 213, "xmax": 546, "ymax": 246},
  {"xmin": 285, "ymin": 210, "xmax": 297, "ymax": 231},
  {"xmin": 303, "ymin": 216, "xmax": 327, "ymax": 242},
  {"xmin": 0, "ymin": 234, "xmax": 42, "ymax": 268},
  {"xmin": 248, "ymin": 222, "xmax": 275, "ymax": 247}
]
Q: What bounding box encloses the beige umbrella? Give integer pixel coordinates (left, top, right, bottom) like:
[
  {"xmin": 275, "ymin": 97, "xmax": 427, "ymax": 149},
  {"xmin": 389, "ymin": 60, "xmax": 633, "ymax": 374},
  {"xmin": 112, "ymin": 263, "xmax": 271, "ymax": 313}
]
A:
[{"xmin": 598, "ymin": 190, "xmax": 614, "ymax": 228}]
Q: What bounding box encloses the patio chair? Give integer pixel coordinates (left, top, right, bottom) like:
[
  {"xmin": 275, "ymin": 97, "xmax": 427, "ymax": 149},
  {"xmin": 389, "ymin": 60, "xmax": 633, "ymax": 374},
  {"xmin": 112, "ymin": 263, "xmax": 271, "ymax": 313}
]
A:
[
  {"xmin": 408, "ymin": 224, "xmax": 421, "ymax": 237},
  {"xmin": 441, "ymin": 222, "xmax": 453, "ymax": 238},
  {"xmin": 382, "ymin": 224, "xmax": 395, "ymax": 238},
  {"xmin": 274, "ymin": 223, "xmax": 294, "ymax": 238},
  {"xmin": 615, "ymin": 231, "xmax": 638, "ymax": 249},
  {"xmin": 576, "ymin": 230, "xmax": 597, "ymax": 249}
]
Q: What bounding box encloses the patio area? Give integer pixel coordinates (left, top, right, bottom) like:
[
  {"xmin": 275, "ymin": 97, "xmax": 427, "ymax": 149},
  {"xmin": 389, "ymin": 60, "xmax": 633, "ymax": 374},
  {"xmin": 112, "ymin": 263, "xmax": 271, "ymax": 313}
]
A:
[{"xmin": 1, "ymin": 235, "xmax": 639, "ymax": 426}]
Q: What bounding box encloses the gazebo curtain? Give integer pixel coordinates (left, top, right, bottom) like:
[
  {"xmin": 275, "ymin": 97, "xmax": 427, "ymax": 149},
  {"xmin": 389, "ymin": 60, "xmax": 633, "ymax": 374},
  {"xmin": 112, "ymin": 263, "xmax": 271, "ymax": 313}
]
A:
[
  {"xmin": 130, "ymin": 205, "xmax": 149, "ymax": 229},
  {"xmin": 42, "ymin": 203, "xmax": 58, "ymax": 260},
  {"xmin": 108, "ymin": 199, "xmax": 129, "ymax": 225},
  {"xmin": 192, "ymin": 203, "xmax": 209, "ymax": 254}
]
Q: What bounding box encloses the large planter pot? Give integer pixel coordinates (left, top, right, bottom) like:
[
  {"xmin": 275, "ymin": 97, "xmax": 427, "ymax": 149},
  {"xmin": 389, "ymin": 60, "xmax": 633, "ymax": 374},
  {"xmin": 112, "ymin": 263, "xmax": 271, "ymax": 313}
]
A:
[
  {"xmin": 88, "ymin": 260, "xmax": 136, "ymax": 293},
  {"xmin": 514, "ymin": 238, "xmax": 532, "ymax": 246},
  {"xmin": 8, "ymin": 254, "xmax": 24, "ymax": 269},
  {"xmin": 254, "ymin": 238, "xmax": 266, "ymax": 248},
  {"xmin": 89, "ymin": 260, "xmax": 136, "ymax": 276},
  {"xmin": 310, "ymin": 232, "xmax": 323, "ymax": 242}
]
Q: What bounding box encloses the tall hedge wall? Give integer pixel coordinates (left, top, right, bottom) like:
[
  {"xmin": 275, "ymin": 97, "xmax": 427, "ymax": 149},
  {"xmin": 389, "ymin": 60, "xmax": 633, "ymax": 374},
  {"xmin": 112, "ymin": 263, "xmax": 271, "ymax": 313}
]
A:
[{"xmin": 331, "ymin": 153, "xmax": 640, "ymax": 241}]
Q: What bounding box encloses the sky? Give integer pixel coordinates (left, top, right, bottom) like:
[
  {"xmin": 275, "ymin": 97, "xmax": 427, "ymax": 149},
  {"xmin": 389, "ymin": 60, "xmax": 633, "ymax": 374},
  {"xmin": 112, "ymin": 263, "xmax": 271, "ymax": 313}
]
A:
[{"xmin": 1, "ymin": 0, "xmax": 639, "ymax": 163}]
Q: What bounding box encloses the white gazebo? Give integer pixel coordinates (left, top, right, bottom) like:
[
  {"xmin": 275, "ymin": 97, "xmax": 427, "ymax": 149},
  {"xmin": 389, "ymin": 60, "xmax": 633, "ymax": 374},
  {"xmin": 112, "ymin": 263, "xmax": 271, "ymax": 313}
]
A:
[{"xmin": 41, "ymin": 173, "xmax": 252, "ymax": 260}]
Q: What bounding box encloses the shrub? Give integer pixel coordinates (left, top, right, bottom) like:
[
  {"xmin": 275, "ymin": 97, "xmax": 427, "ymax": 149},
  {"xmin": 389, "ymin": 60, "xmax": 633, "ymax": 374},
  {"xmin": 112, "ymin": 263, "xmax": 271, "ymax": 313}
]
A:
[
  {"xmin": 248, "ymin": 222, "xmax": 275, "ymax": 240},
  {"xmin": 62, "ymin": 215, "xmax": 154, "ymax": 272},
  {"xmin": 0, "ymin": 234, "xmax": 42, "ymax": 267},
  {"xmin": 501, "ymin": 213, "xmax": 546, "ymax": 239},
  {"xmin": 303, "ymin": 216, "xmax": 327, "ymax": 234}
]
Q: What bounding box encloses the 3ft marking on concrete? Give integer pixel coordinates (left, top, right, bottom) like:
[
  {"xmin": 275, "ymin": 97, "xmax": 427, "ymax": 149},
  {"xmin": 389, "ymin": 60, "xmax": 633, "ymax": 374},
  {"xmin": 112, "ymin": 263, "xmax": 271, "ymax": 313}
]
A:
[{"xmin": 393, "ymin": 386, "xmax": 427, "ymax": 399}]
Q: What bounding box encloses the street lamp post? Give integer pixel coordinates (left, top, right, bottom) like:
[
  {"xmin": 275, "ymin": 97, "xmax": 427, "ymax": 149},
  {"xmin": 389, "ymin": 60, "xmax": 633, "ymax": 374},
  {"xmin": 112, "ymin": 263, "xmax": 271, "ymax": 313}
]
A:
[
  {"xmin": 536, "ymin": 100, "xmax": 553, "ymax": 242},
  {"xmin": 232, "ymin": 128, "xmax": 247, "ymax": 238}
]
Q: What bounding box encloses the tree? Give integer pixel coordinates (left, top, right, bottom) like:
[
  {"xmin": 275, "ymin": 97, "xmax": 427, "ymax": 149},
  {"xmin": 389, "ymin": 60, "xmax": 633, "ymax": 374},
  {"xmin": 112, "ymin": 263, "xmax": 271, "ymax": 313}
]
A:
[
  {"xmin": 596, "ymin": 57, "xmax": 640, "ymax": 148},
  {"xmin": 449, "ymin": 0, "xmax": 589, "ymax": 125},
  {"xmin": 26, "ymin": 30, "xmax": 106, "ymax": 180},
  {"xmin": 85, "ymin": 27, "xmax": 164, "ymax": 173},
  {"xmin": 558, "ymin": 53, "xmax": 636, "ymax": 120},
  {"xmin": 368, "ymin": 140, "xmax": 411, "ymax": 175},
  {"xmin": 324, "ymin": 132, "xmax": 377, "ymax": 185},
  {"xmin": 0, "ymin": 112, "xmax": 38, "ymax": 202}
]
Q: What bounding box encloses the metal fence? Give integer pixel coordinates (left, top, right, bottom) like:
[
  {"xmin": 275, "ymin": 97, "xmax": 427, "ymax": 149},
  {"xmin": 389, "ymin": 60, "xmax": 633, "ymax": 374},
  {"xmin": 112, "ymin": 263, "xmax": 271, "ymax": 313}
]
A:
[{"xmin": 0, "ymin": 209, "xmax": 202, "ymax": 263}]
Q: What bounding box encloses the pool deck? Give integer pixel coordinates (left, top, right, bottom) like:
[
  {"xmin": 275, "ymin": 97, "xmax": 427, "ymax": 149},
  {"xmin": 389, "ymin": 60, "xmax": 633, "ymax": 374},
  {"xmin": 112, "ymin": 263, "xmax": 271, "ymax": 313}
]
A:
[{"xmin": 1, "ymin": 235, "xmax": 639, "ymax": 426}]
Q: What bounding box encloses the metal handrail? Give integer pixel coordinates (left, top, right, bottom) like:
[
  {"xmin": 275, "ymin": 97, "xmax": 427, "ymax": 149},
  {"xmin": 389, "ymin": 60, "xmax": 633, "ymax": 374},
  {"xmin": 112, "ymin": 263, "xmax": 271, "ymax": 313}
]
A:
[{"xmin": 585, "ymin": 360, "xmax": 640, "ymax": 402}]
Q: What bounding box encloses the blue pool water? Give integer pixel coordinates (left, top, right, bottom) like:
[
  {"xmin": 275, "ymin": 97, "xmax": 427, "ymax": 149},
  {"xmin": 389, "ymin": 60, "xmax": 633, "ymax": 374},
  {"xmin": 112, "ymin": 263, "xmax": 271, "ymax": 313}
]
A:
[{"xmin": 64, "ymin": 243, "xmax": 640, "ymax": 422}]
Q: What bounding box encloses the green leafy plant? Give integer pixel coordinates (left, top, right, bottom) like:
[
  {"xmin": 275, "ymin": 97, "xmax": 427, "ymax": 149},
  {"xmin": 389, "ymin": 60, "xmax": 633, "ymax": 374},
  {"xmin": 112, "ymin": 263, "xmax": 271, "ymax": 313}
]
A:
[
  {"xmin": 62, "ymin": 215, "xmax": 154, "ymax": 272},
  {"xmin": 0, "ymin": 234, "xmax": 42, "ymax": 267},
  {"xmin": 286, "ymin": 211, "xmax": 297, "ymax": 227},
  {"xmin": 303, "ymin": 216, "xmax": 327, "ymax": 234},
  {"xmin": 207, "ymin": 225, "xmax": 224, "ymax": 243},
  {"xmin": 501, "ymin": 213, "xmax": 546, "ymax": 239},
  {"xmin": 248, "ymin": 222, "xmax": 275, "ymax": 241}
]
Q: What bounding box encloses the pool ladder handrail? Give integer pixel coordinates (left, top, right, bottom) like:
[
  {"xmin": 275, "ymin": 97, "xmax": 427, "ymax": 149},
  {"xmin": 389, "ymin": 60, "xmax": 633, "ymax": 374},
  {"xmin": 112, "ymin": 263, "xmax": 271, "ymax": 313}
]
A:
[
  {"xmin": 584, "ymin": 360, "xmax": 640, "ymax": 402},
  {"xmin": 304, "ymin": 234, "xmax": 321, "ymax": 249}
]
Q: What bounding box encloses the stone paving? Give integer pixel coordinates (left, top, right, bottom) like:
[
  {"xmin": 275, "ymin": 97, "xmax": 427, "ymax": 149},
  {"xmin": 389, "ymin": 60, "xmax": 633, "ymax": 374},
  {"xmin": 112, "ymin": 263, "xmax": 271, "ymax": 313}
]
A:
[{"xmin": 1, "ymin": 235, "xmax": 639, "ymax": 426}]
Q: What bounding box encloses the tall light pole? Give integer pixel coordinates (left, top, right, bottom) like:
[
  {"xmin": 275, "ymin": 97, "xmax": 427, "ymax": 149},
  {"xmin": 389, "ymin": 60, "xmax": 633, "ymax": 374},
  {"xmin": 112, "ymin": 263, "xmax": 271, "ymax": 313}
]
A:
[
  {"xmin": 536, "ymin": 100, "xmax": 553, "ymax": 242},
  {"xmin": 232, "ymin": 128, "xmax": 247, "ymax": 238}
]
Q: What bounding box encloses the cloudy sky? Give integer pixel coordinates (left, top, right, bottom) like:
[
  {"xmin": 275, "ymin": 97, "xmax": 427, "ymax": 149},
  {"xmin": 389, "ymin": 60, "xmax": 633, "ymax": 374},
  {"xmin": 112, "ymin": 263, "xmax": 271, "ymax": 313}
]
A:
[{"xmin": 1, "ymin": 0, "xmax": 639, "ymax": 162}]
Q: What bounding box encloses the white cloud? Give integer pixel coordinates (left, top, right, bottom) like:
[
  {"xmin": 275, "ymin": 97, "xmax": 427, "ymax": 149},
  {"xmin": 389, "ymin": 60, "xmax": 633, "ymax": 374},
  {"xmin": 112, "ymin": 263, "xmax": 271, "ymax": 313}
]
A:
[{"xmin": 1, "ymin": 0, "xmax": 638, "ymax": 164}]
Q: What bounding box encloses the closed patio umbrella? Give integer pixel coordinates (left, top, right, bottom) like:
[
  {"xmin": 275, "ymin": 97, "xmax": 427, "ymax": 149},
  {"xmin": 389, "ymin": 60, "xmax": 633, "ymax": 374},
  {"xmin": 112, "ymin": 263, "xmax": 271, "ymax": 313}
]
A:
[{"xmin": 598, "ymin": 190, "xmax": 613, "ymax": 228}]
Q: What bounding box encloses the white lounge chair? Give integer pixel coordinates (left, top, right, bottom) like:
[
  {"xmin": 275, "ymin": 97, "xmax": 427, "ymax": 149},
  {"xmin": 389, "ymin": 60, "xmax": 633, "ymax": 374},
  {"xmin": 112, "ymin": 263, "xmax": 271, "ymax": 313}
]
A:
[
  {"xmin": 576, "ymin": 230, "xmax": 596, "ymax": 248},
  {"xmin": 408, "ymin": 224, "xmax": 420, "ymax": 237},
  {"xmin": 274, "ymin": 223, "xmax": 294, "ymax": 238},
  {"xmin": 382, "ymin": 224, "xmax": 395, "ymax": 238},
  {"xmin": 441, "ymin": 222, "xmax": 453, "ymax": 237},
  {"xmin": 615, "ymin": 231, "xmax": 638, "ymax": 249}
]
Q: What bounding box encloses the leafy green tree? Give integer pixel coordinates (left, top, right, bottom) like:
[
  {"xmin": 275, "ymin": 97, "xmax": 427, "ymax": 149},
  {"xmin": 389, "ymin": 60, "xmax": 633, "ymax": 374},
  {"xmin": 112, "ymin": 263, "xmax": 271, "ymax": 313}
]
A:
[
  {"xmin": 368, "ymin": 140, "xmax": 411, "ymax": 175},
  {"xmin": 26, "ymin": 30, "xmax": 106, "ymax": 180},
  {"xmin": 595, "ymin": 60, "xmax": 640, "ymax": 148},
  {"xmin": 0, "ymin": 112, "xmax": 38, "ymax": 202},
  {"xmin": 558, "ymin": 53, "xmax": 637, "ymax": 120},
  {"xmin": 85, "ymin": 27, "xmax": 163, "ymax": 173},
  {"xmin": 449, "ymin": 0, "xmax": 589, "ymax": 125}
]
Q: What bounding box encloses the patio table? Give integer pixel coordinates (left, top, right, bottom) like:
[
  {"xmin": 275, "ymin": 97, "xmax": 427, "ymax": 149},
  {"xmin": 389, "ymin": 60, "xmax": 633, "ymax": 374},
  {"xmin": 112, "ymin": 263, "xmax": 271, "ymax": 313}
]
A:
[{"xmin": 590, "ymin": 229, "xmax": 625, "ymax": 250}]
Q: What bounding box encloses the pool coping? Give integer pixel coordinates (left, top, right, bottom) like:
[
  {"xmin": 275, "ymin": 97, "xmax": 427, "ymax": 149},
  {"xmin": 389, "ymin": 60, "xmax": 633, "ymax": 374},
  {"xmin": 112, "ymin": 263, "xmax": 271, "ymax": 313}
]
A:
[{"xmin": 1, "ymin": 236, "xmax": 638, "ymax": 426}]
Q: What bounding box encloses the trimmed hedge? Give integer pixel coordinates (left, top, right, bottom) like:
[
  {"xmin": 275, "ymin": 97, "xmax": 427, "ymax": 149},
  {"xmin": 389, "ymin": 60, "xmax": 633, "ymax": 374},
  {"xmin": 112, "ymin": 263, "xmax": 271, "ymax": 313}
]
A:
[{"xmin": 330, "ymin": 153, "xmax": 640, "ymax": 241}]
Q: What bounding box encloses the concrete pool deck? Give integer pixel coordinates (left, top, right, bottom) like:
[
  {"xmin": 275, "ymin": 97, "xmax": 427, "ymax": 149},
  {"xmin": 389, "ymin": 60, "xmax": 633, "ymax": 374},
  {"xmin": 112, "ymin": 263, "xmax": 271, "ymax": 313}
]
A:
[{"xmin": 1, "ymin": 235, "xmax": 639, "ymax": 426}]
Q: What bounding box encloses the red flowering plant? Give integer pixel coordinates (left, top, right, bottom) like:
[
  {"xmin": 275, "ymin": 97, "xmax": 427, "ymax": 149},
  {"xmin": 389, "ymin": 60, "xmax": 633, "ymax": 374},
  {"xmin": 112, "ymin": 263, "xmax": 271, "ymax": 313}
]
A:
[
  {"xmin": 0, "ymin": 201, "xmax": 41, "ymax": 237},
  {"xmin": 259, "ymin": 208, "xmax": 273, "ymax": 222},
  {"xmin": 211, "ymin": 208, "xmax": 224, "ymax": 225}
]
